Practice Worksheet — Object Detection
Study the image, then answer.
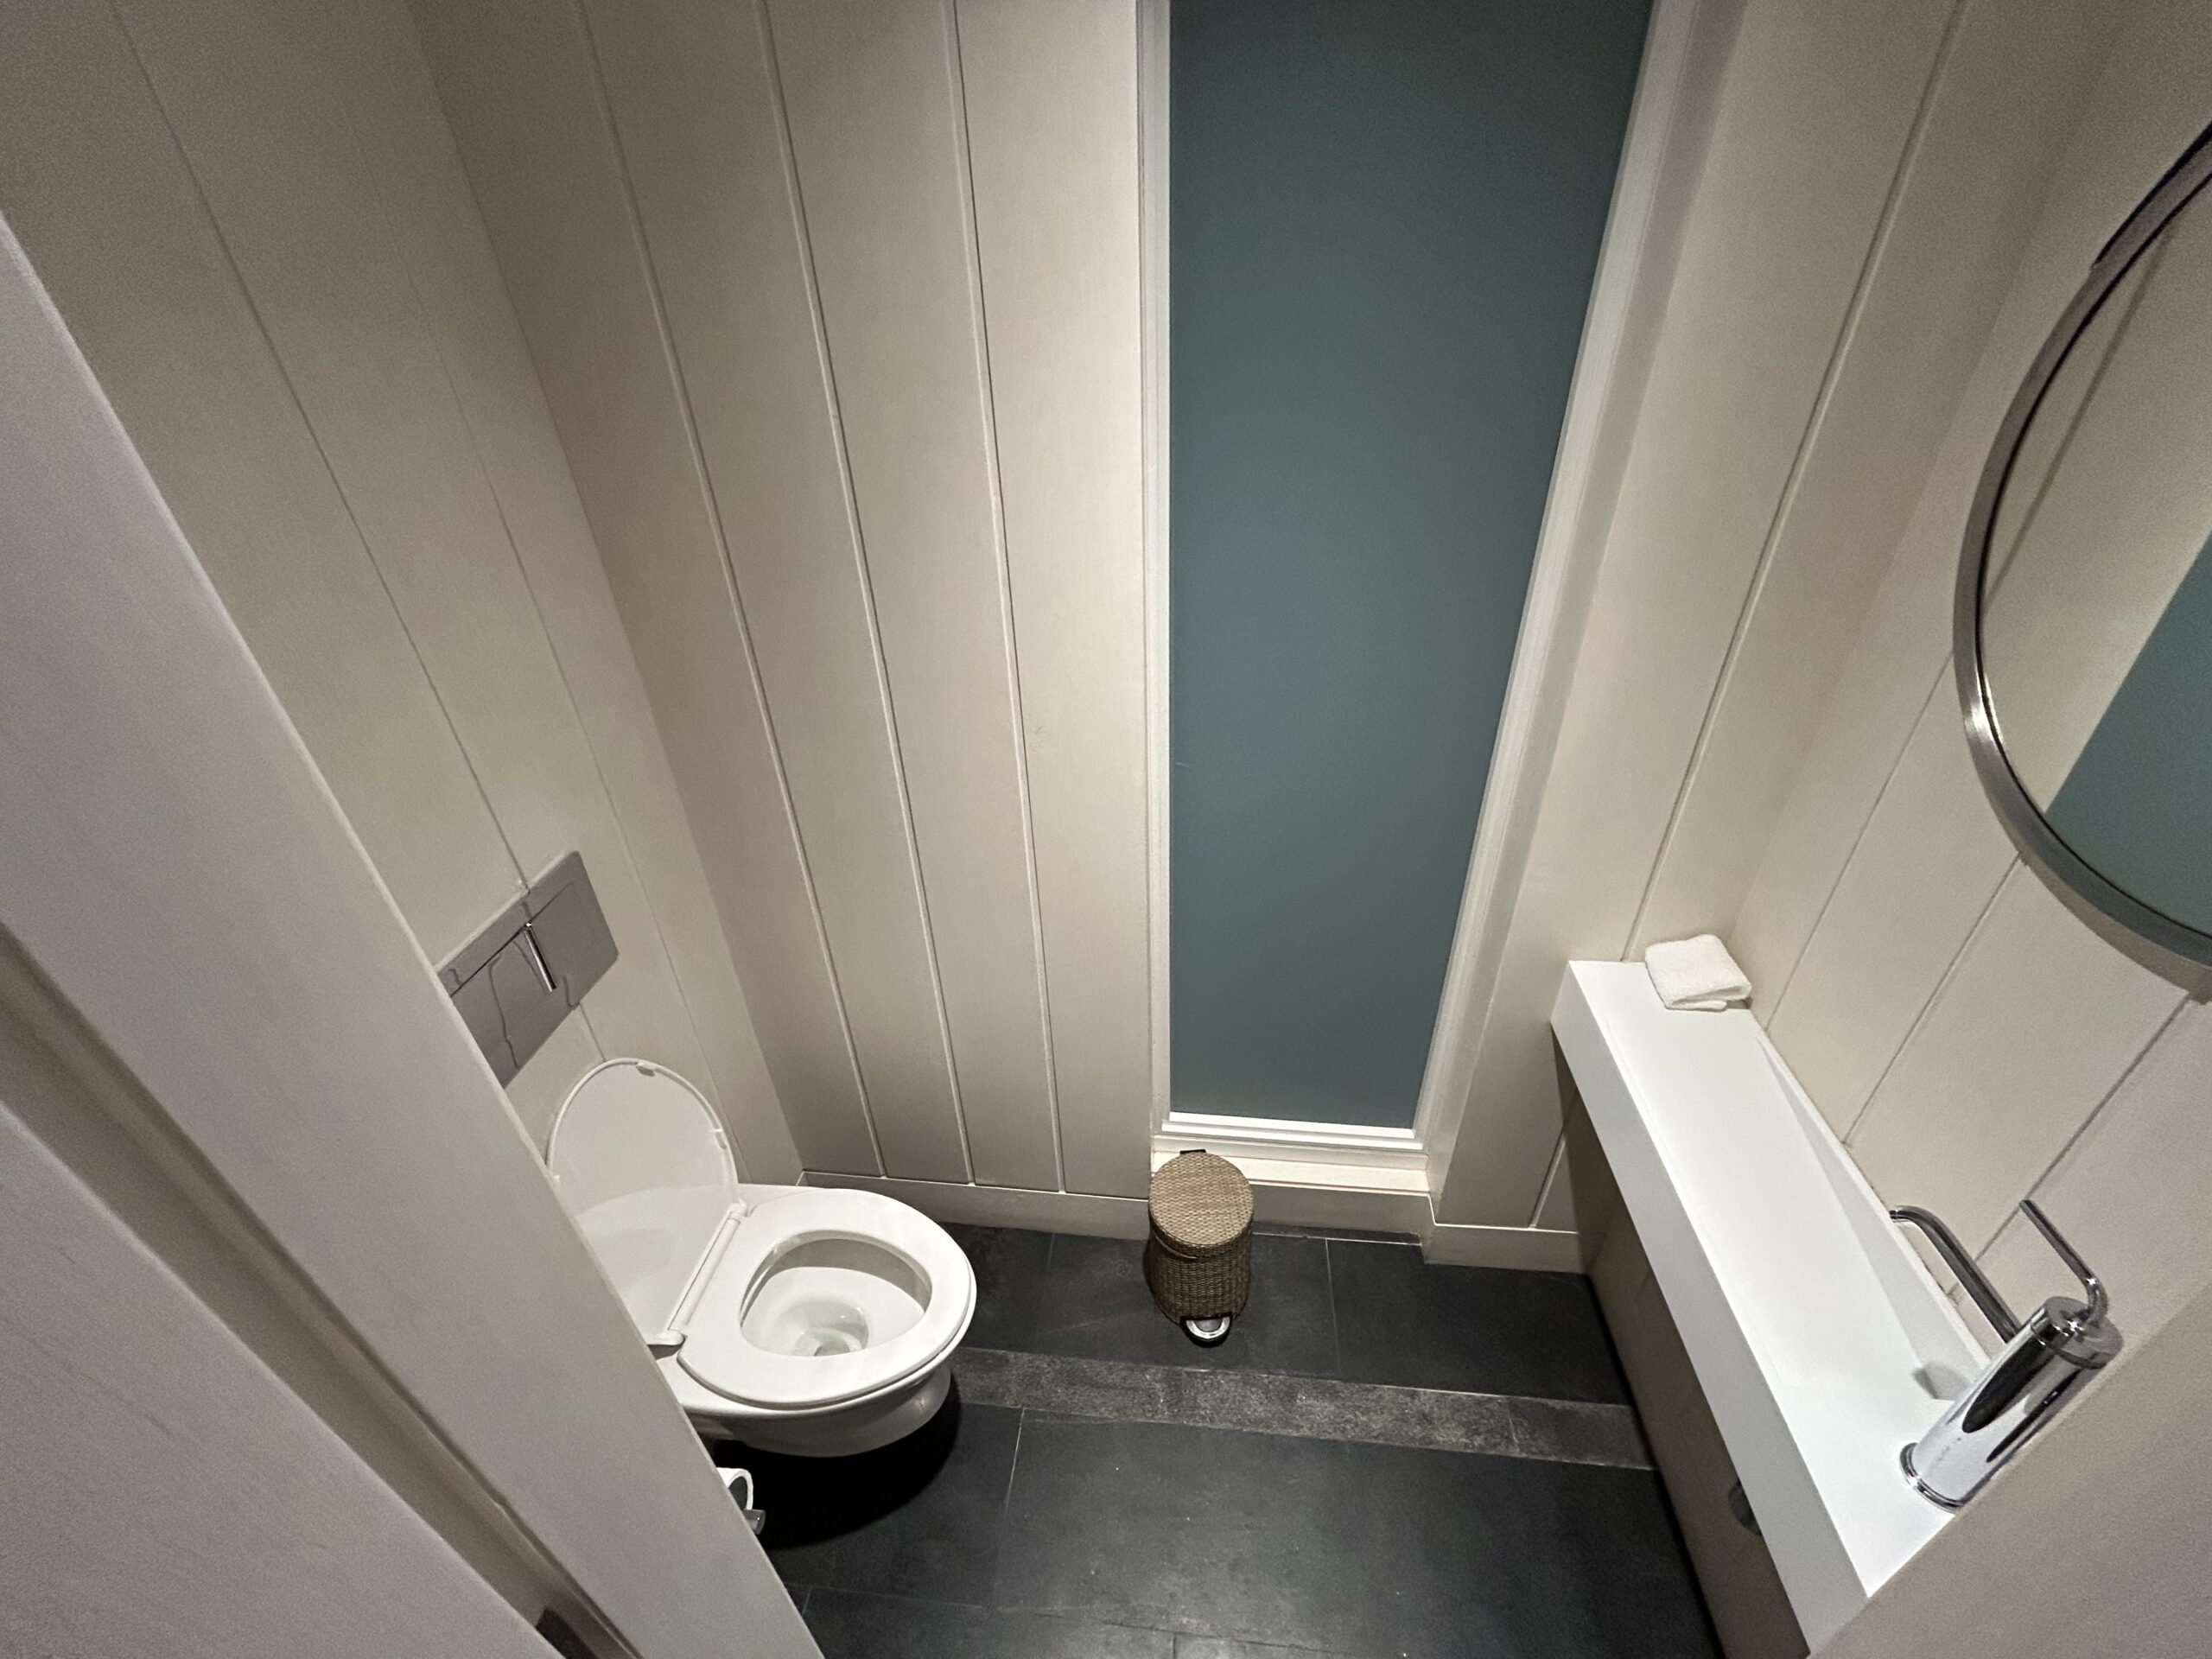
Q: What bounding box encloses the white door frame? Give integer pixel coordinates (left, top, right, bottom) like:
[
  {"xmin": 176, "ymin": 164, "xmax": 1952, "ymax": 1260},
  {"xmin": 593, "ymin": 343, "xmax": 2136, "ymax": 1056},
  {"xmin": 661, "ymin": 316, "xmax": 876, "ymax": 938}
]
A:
[
  {"xmin": 0, "ymin": 214, "xmax": 817, "ymax": 1659},
  {"xmin": 1140, "ymin": 0, "xmax": 1738, "ymax": 1185}
]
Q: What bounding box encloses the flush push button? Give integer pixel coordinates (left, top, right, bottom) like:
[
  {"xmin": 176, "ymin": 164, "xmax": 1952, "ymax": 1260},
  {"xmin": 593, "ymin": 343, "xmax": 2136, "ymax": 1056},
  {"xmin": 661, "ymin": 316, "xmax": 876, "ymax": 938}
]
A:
[{"xmin": 437, "ymin": 851, "xmax": 619, "ymax": 1082}]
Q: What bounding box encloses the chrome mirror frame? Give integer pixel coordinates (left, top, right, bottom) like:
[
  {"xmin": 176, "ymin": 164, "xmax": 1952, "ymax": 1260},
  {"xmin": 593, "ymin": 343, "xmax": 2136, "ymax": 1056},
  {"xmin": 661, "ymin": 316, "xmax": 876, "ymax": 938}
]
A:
[{"xmin": 1955, "ymin": 130, "xmax": 2212, "ymax": 988}]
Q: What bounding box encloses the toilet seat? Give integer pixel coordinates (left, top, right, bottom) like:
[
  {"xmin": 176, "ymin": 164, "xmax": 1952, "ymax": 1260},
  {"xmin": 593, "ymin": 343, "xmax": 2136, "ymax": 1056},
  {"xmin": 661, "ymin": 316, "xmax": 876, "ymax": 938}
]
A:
[
  {"xmin": 545, "ymin": 1058, "xmax": 972, "ymax": 1420},
  {"xmin": 546, "ymin": 1058, "xmax": 742, "ymax": 1341},
  {"xmin": 676, "ymin": 1189, "xmax": 972, "ymax": 1412}
]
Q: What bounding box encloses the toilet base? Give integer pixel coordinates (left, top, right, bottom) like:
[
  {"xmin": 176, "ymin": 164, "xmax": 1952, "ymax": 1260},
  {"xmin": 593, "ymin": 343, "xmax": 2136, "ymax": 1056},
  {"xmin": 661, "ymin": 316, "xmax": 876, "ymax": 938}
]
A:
[{"xmin": 697, "ymin": 1357, "xmax": 955, "ymax": 1458}]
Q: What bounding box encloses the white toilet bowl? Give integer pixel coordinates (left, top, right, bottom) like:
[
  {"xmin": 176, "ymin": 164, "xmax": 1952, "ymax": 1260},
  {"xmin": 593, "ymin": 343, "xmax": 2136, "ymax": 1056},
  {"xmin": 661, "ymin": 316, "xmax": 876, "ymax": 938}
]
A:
[{"xmin": 544, "ymin": 1058, "xmax": 975, "ymax": 1456}]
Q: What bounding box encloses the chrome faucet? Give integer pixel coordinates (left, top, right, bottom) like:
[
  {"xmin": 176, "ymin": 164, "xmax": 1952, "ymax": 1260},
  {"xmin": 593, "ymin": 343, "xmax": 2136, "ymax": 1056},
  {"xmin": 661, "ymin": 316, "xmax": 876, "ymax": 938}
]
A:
[{"xmin": 1888, "ymin": 1199, "xmax": 2121, "ymax": 1509}]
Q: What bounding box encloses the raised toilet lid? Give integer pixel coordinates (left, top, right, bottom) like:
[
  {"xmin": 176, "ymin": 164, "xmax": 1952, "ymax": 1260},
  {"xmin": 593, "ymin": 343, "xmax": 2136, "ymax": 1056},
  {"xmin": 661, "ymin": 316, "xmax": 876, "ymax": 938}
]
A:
[{"xmin": 545, "ymin": 1058, "xmax": 740, "ymax": 1339}]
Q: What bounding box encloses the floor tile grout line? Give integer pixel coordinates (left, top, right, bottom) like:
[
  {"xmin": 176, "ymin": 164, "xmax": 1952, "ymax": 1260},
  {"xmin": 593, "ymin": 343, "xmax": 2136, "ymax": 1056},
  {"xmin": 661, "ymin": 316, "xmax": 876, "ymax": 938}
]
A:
[
  {"xmin": 993, "ymin": 1402, "xmax": 1028, "ymax": 1592},
  {"xmin": 1001, "ymin": 1407, "xmax": 1027, "ymax": 1506},
  {"xmin": 1255, "ymin": 1226, "xmax": 1422, "ymax": 1246},
  {"xmin": 1321, "ymin": 1236, "xmax": 1344, "ymax": 1377}
]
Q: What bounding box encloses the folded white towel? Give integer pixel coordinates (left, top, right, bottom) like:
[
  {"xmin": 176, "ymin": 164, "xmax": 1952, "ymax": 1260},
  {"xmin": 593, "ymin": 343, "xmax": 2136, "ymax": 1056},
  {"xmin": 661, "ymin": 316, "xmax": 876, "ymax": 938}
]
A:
[{"xmin": 1644, "ymin": 934, "xmax": 1752, "ymax": 1011}]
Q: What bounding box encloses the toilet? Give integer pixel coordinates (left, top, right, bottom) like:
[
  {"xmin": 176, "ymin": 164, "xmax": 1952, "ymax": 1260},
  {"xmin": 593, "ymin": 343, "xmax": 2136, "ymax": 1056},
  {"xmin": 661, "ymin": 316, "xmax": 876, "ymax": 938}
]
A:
[{"xmin": 544, "ymin": 1058, "xmax": 975, "ymax": 1456}]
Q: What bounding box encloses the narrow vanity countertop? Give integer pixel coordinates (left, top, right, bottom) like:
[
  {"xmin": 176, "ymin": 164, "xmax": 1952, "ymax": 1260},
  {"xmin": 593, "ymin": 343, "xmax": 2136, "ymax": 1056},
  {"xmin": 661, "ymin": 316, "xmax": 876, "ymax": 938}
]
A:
[{"xmin": 1554, "ymin": 962, "xmax": 1980, "ymax": 1648}]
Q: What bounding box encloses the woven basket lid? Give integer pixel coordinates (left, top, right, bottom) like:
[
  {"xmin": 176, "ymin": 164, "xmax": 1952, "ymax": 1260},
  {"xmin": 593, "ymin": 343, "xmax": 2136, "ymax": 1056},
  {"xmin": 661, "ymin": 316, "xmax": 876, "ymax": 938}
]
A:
[{"xmin": 1148, "ymin": 1150, "xmax": 1253, "ymax": 1251}]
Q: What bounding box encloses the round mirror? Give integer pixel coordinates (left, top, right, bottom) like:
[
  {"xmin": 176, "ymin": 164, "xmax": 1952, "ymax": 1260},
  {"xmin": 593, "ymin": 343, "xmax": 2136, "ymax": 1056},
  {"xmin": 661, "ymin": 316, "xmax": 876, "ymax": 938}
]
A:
[{"xmin": 1961, "ymin": 133, "xmax": 2212, "ymax": 978}]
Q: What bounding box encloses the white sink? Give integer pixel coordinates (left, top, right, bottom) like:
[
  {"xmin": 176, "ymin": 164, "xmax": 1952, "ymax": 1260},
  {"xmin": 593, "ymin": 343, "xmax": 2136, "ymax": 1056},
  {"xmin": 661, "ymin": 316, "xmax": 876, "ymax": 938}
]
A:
[{"xmin": 1554, "ymin": 962, "xmax": 1982, "ymax": 1647}]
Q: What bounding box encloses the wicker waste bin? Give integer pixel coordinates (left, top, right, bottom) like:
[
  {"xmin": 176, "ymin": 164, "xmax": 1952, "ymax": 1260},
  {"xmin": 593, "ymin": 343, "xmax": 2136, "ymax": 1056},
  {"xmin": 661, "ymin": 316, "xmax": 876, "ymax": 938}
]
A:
[{"xmin": 1144, "ymin": 1150, "xmax": 1255, "ymax": 1332}]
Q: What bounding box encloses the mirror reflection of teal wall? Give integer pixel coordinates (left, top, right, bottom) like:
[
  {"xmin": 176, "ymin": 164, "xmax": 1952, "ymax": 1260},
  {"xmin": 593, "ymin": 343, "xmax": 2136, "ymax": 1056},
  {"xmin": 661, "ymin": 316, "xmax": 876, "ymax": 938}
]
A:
[
  {"xmin": 1169, "ymin": 0, "xmax": 1649, "ymax": 1128},
  {"xmin": 2045, "ymin": 534, "xmax": 2212, "ymax": 935}
]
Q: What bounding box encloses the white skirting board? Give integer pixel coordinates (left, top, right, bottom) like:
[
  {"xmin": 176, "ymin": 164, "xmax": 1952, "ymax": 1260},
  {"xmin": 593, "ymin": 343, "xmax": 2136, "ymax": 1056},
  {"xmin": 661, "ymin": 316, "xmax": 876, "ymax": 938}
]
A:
[
  {"xmin": 807, "ymin": 1167, "xmax": 1584, "ymax": 1269},
  {"xmin": 804, "ymin": 1172, "xmax": 1150, "ymax": 1238},
  {"xmin": 1422, "ymin": 1221, "xmax": 1584, "ymax": 1273}
]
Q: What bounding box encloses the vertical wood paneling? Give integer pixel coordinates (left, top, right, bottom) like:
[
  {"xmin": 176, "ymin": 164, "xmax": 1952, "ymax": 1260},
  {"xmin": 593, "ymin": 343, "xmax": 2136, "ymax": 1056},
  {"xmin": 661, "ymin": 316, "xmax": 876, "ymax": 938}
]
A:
[
  {"xmin": 580, "ymin": 0, "xmax": 958, "ymax": 1183},
  {"xmin": 0, "ymin": 0, "xmax": 513, "ymax": 965},
  {"xmin": 1630, "ymin": 0, "xmax": 2113, "ymax": 954},
  {"xmin": 505, "ymin": 1010, "xmax": 606, "ymax": 1154},
  {"xmin": 1729, "ymin": 492, "xmax": 1969, "ymax": 1015},
  {"xmin": 1731, "ymin": 0, "xmax": 2212, "ymax": 1370},
  {"xmin": 1732, "ymin": 0, "xmax": 2212, "ymax": 1018},
  {"xmin": 1977, "ymin": 1001, "xmax": 2212, "ymax": 1343},
  {"xmin": 111, "ymin": 0, "xmax": 725, "ymax": 1131},
  {"xmin": 0, "ymin": 0, "xmax": 798, "ymax": 1182},
  {"xmin": 1763, "ymin": 688, "xmax": 2015, "ymax": 1135},
  {"xmin": 768, "ymin": 0, "xmax": 1058, "ymax": 1189},
  {"xmin": 1846, "ymin": 867, "xmax": 2182, "ymax": 1269},
  {"xmin": 422, "ymin": 0, "xmax": 1162, "ymax": 1198},
  {"xmin": 327, "ymin": 0, "xmax": 800, "ymax": 1179},
  {"xmin": 958, "ymin": 0, "xmax": 1151, "ymax": 1198},
  {"xmin": 414, "ymin": 0, "xmax": 877, "ymax": 1173},
  {"xmin": 1434, "ymin": 0, "xmax": 1956, "ymax": 1226}
]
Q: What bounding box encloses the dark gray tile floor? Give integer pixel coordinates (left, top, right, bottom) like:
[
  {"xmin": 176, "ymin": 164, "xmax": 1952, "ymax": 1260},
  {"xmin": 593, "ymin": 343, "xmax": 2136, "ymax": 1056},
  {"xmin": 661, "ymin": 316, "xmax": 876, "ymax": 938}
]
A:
[
  {"xmin": 1014, "ymin": 1229, "xmax": 1342, "ymax": 1376},
  {"xmin": 732, "ymin": 1225, "xmax": 1710, "ymax": 1659},
  {"xmin": 804, "ymin": 1587, "xmax": 1173, "ymax": 1658},
  {"xmin": 744, "ymin": 1395, "xmax": 1020, "ymax": 1608},
  {"xmin": 1326, "ymin": 1239, "xmax": 1630, "ymax": 1403},
  {"xmin": 997, "ymin": 1414, "xmax": 1712, "ymax": 1659}
]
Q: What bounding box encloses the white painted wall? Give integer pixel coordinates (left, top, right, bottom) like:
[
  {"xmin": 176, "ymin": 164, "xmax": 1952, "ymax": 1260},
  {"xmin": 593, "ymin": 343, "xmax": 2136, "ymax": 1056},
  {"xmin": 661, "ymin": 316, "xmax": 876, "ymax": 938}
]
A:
[
  {"xmin": 416, "ymin": 0, "xmax": 1151, "ymax": 1204},
  {"xmin": 0, "ymin": 0, "xmax": 796, "ymax": 1177}
]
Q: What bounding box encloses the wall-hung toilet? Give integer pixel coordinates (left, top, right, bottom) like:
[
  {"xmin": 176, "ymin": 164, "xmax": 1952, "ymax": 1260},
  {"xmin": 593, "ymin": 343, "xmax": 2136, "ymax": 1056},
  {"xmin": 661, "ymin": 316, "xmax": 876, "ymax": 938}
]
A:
[{"xmin": 544, "ymin": 1058, "xmax": 976, "ymax": 1456}]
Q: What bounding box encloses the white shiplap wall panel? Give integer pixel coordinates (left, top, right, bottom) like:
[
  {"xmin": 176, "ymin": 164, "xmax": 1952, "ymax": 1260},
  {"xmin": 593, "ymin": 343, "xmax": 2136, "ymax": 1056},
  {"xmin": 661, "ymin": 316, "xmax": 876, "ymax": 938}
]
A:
[
  {"xmin": 413, "ymin": 0, "xmax": 877, "ymax": 1173},
  {"xmin": 768, "ymin": 0, "xmax": 1058, "ymax": 1189},
  {"xmin": 0, "ymin": 0, "xmax": 795, "ymax": 1181},
  {"xmin": 1974, "ymin": 1001, "xmax": 2212, "ymax": 1340},
  {"xmin": 326, "ymin": 0, "xmax": 799, "ymax": 1178},
  {"xmin": 582, "ymin": 0, "xmax": 958, "ymax": 1183},
  {"xmin": 1733, "ymin": 0, "xmax": 2212, "ymax": 1019},
  {"xmin": 1846, "ymin": 867, "xmax": 2183, "ymax": 1255},
  {"xmin": 1763, "ymin": 686, "xmax": 2016, "ymax": 1135},
  {"xmin": 506, "ymin": 1009, "xmax": 607, "ymax": 1153},
  {"xmin": 1728, "ymin": 46, "xmax": 2159, "ymax": 1021},
  {"xmin": 1735, "ymin": 0, "xmax": 2212, "ymax": 1363},
  {"xmin": 112, "ymin": 0, "xmax": 727, "ymax": 1133},
  {"xmin": 1630, "ymin": 0, "xmax": 2112, "ymax": 955},
  {"xmin": 1433, "ymin": 0, "xmax": 1958, "ymax": 1225},
  {"xmin": 1731, "ymin": 474, "xmax": 1985, "ymax": 1016},
  {"xmin": 0, "ymin": 0, "xmax": 514, "ymax": 965},
  {"xmin": 957, "ymin": 0, "xmax": 1152, "ymax": 1199}
]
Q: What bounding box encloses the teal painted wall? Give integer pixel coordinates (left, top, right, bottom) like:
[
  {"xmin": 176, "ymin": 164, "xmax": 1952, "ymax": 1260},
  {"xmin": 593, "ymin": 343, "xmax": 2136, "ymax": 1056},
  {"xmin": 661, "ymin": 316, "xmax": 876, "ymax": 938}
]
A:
[
  {"xmin": 2046, "ymin": 533, "xmax": 2212, "ymax": 936},
  {"xmin": 1170, "ymin": 0, "xmax": 1649, "ymax": 1127}
]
